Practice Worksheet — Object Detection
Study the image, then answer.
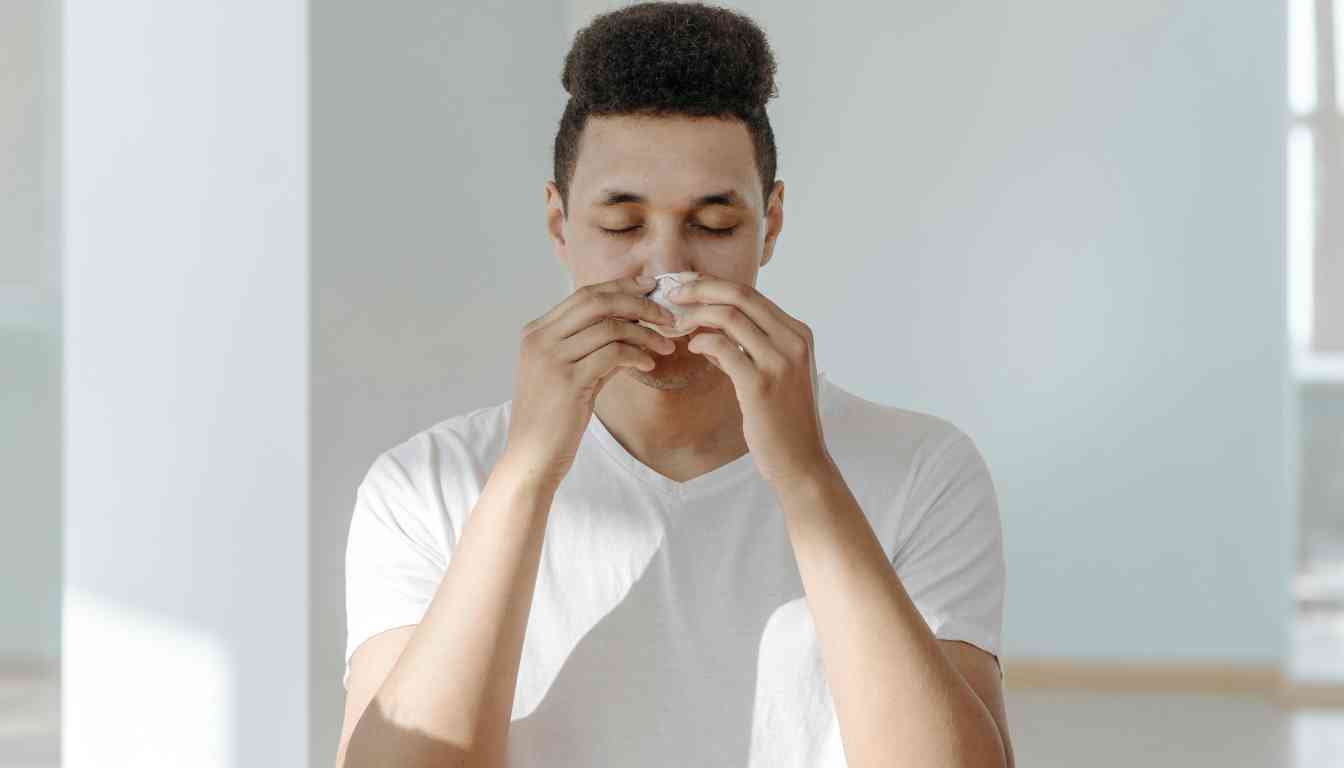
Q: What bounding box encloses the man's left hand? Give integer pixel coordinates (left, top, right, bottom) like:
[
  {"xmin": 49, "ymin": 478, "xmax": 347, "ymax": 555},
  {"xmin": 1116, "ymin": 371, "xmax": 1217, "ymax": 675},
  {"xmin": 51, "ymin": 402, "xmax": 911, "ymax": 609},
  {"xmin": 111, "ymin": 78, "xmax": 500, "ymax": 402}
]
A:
[{"xmin": 668, "ymin": 275, "xmax": 833, "ymax": 489}]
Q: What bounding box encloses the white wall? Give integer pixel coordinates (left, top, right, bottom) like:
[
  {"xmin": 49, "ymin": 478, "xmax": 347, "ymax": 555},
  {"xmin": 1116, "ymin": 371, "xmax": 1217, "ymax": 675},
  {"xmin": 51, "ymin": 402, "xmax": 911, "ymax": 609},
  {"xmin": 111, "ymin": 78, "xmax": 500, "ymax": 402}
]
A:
[
  {"xmin": 309, "ymin": 2, "xmax": 567, "ymax": 764},
  {"xmin": 63, "ymin": 2, "xmax": 308, "ymax": 765},
  {"xmin": 750, "ymin": 0, "xmax": 1291, "ymax": 662}
]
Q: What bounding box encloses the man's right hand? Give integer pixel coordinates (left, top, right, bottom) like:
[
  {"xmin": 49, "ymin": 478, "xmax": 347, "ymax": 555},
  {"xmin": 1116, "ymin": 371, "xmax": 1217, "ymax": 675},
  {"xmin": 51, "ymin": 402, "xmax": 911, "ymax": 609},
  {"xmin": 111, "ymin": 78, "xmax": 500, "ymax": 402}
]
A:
[{"xmin": 504, "ymin": 274, "xmax": 677, "ymax": 489}]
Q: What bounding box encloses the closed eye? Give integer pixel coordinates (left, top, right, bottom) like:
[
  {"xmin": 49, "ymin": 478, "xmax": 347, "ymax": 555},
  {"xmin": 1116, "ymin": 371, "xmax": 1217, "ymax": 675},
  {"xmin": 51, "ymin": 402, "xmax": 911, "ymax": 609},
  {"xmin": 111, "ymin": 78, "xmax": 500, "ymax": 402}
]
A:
[
  {"xmin": 695, "ymin": 224, "xmax": 738, "ymax": 237},
  {"xmin": 598, "ymin": 224, "xmax": 738, "ymax": 238}
]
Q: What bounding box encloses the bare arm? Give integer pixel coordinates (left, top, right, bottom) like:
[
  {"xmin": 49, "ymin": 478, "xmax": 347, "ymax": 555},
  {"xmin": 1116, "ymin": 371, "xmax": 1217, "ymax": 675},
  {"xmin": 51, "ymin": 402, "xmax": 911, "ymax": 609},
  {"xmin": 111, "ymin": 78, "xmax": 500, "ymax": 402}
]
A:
[
  {"xmin": 335, "ymin": 625, "xmax": 415, "ymax": 768},
  {"xmin": 339, "ymin": 452, "xmax": 559, "ymax": 768},
  {"xmin": 777, "ymin": 462, "xmax": 1012, "ymax": 768},
  {"xmin": 335, "ymin": 275, "xmax": 683, "ymax": 765},
  {"xmin": 940, "ymin": 639, "xmax": 1015, "ymax": 768}
]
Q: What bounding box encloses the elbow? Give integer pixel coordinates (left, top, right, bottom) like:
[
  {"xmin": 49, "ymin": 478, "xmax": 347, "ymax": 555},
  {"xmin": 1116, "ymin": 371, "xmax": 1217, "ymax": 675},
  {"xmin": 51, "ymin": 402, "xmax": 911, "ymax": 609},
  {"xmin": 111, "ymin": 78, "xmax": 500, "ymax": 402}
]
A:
[{"xmin": 341, "ymin": 709, "xmax": 477, "ymax": 768}]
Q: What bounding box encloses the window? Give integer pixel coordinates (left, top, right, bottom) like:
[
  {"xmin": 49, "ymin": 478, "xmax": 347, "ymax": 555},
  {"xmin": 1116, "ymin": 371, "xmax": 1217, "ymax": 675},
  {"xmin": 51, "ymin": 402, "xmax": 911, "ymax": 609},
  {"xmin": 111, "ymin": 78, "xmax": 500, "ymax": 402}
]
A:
[{"xmin": 1289, "ymin": 0, "xmax": 1344, "ymax": 375}]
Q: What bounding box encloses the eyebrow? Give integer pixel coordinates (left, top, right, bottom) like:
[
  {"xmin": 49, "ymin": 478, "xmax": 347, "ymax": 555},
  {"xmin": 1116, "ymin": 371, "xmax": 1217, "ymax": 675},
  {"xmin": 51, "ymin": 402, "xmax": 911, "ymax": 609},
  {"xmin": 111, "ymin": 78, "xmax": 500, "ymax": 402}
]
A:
[{"xmin": 594, "ymin": 188, "xmax": 746, "ymax": 209}]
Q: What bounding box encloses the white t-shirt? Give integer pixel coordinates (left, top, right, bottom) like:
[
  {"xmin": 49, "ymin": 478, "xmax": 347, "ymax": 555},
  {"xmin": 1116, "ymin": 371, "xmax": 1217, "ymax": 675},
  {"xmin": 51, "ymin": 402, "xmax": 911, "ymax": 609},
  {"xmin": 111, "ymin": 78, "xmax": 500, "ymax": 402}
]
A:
[{"xmin": 344, "ymin": 369, "xmax": 1005, "ymax": 767}]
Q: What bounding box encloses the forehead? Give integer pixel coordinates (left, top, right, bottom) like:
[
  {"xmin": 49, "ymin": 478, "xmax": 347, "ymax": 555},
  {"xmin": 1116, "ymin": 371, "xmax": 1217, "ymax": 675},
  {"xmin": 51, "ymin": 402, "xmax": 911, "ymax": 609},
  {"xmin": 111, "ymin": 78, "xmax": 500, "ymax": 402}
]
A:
[{"xmin": 571, "ymin": 114, "xmax": 759, "ymax": 208}]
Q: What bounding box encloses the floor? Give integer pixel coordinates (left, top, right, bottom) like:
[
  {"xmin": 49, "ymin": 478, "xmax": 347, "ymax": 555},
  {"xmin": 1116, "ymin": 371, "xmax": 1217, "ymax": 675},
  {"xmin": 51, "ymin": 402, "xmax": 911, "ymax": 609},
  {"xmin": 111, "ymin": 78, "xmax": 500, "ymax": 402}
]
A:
[
  {"xmin": 1007, "ymin": 690, "xmax": 1343, "ymax": 767},
  {"xmin": 4, "ymin": 673, "xmax": 1343, "ymax": 767},
  {"xmin": 0, "ymin": 668, "xmax": 57, "ymax": 768}
]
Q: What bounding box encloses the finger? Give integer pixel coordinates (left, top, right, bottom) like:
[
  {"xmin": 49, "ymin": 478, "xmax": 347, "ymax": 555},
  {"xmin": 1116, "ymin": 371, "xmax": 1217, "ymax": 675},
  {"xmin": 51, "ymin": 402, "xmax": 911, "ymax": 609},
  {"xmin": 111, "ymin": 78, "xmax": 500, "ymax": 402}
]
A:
[
  {"xmin": 550, "ymin": 289, "xmax": 676, "ymax": 341},
  {"xmin": 528, "ymin": 274, "xmax": 663, "ymax": 334},
  {"xmin": 560, "ymin": 316, "xmax": 676, "ymax": 363},
  {"xmin": 575, "ymin": 339, "xmax": 656, "ymax": 384},
  {"xmin": 677, "ymin": 304, "xmax": 784, "ymax": 371},
  {"xmin": 667, "ymin": 276, "xmax": 802, "ymax": 343},
  {"xmin": 687, "ymin": 332, "xmax": 757, "ymax": 386}
]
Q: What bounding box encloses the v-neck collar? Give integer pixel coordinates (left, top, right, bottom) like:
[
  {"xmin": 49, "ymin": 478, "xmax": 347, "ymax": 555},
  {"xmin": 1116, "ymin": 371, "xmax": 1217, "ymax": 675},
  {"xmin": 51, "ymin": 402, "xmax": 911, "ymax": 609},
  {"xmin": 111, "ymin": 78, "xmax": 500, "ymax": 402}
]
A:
[{"xmin": 586, "ymin": 370, "xmax": 832, "ymax": 500}]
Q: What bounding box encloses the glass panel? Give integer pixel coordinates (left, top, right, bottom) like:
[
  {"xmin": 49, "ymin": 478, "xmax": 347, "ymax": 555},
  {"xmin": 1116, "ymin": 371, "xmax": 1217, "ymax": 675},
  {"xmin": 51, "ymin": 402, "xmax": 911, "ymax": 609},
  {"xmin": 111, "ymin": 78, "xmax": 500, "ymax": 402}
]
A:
[
  {"xmin": 1289, "ymin": 125, "xmax": 1317, "ymax": 349},
  {"xmin": 1291, "ymin": 0, "xmax": 1320, "ymax": 114}
]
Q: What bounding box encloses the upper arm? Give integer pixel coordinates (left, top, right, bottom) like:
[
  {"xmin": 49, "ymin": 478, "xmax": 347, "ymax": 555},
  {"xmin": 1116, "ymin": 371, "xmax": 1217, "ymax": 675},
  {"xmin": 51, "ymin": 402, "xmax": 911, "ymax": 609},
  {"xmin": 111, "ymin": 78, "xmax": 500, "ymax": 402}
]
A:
[
  {"xmin": 344, "ymin": 451, "xmax": 449, "ymax": 688},
  {"xmin": 895, "ymin": 429, "xmax": 1006, "ymax": 657},
  {"xmin": 898, "ymin": 428, "xmax": 1011, "ymax": 764},
  {"xmin": 939, "ymin": 639, "xmax": 1015, "ymax": 768},
  {"xmin": 340, "ymin": 448, "xmax": 451, "ymax": 761},
  {"xmin": 334, "ymin": 625, "xmax": 418, "ymax": 768}
]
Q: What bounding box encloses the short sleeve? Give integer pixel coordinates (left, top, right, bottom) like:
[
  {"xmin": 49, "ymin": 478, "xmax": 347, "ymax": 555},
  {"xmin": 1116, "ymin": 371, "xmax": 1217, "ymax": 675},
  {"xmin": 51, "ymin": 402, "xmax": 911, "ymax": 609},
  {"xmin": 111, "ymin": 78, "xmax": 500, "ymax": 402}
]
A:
[
  {"xmin": 343, "ymin": 450, "xmax": 449, "ymax": 690},
  {"xmin": 891, "ymin": 430, "xmax": 1005, "ymax": 659}
]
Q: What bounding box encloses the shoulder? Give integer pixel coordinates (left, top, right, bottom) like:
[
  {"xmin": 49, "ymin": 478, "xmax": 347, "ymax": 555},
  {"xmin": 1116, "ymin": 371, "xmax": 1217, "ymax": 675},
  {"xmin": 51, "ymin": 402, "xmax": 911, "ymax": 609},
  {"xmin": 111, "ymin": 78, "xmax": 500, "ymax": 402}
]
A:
[
  {"xmin": 819, "ymin": 374, "xmax": 972, "ymax": 480},
  {"xmin": 359, "ymin": 399, "xmax": 515, "ymax": 529},
  {"xmin": 374, "ymin": 400, "xmax": 511, "ymax": 479},
  {"xmin": 818, "ymin": 376, "xmax": 992, "ymax": 554}
]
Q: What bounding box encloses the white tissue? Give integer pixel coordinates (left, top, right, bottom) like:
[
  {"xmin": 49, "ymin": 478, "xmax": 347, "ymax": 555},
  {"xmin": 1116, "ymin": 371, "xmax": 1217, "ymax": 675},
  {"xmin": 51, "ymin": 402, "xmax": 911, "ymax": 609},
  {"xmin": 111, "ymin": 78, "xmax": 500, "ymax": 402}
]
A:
[{"xmin": 640, "ymin": 271, "xmax": 700, "ymax": 338}]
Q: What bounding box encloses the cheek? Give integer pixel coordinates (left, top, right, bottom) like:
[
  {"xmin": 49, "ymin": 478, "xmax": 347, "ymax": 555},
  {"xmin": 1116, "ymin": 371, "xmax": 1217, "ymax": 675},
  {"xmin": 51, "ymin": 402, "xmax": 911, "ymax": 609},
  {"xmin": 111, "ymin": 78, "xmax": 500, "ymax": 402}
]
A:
[
  {"xmin": 567, "ymin": 231, "xmax": 627, "ymax": 270},
  {"xmin": 706, "ymin": 238, "xmax": 761, "ymax": 282}
]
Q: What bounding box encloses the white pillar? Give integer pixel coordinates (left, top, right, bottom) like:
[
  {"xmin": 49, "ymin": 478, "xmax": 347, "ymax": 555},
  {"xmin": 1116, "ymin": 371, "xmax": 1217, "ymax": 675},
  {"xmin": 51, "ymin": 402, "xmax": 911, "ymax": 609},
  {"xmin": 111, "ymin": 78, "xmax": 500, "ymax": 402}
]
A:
[{"xmin": 62, "ymin": 2, "xmax": 308, "ymax": 766}]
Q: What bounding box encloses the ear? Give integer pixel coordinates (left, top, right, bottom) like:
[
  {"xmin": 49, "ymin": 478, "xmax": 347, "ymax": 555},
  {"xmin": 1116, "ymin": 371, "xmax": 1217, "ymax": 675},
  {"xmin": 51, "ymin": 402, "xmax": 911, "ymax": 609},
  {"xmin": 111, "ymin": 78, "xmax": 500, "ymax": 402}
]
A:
[
  {"xmin": 760, "ymin": 180, "xmax": 784, "ymax": 269},
  {"xmin": 544, "ymin": 180, "xmax": 568, "ymax": 269}
]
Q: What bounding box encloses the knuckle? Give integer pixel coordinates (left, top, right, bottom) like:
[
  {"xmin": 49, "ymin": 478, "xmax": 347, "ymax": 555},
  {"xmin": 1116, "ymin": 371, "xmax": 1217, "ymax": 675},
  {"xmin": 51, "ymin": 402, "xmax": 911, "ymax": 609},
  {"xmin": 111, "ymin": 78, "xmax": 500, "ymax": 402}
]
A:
[{"xmin": 558, "ymin": 360, "xmax": 579, "ymax": 383}]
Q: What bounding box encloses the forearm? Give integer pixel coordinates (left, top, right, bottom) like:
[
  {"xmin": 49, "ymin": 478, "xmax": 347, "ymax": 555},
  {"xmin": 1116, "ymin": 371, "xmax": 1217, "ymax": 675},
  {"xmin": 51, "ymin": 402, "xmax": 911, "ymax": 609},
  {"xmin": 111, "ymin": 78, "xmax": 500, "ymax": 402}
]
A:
[
  {"xmin": 345, "ymin": 450, "xmax": 558, "ymax": 768},
  {"xmin": 776, "ymin": 460, "xmax": 1007, "ymax": 768}
]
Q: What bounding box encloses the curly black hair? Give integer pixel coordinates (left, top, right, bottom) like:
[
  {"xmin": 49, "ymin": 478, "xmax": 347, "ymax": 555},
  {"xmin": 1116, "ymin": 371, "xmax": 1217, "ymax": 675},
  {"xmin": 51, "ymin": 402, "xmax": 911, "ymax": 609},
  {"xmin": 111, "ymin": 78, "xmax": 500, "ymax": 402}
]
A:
[{"xmin": 553, "ymin": 1, "xmax": 779, "ymax": 217}]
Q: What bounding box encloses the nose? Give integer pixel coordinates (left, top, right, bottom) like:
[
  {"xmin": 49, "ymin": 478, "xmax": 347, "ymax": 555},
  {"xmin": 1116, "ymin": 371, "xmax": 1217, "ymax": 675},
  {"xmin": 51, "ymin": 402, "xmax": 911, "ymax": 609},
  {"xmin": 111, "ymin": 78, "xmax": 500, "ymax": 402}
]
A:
[{"xmin": 636, "ymin": 226, "xmax": 696, "ymax": 277}]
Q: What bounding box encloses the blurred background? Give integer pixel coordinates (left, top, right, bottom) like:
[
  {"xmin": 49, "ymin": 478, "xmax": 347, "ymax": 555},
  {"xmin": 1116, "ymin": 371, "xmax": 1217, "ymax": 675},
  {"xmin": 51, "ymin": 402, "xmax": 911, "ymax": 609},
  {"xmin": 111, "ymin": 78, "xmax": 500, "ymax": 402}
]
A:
[{"xmin": 2, "ymin": 0, "xmax": 1342, "ymax": 766}]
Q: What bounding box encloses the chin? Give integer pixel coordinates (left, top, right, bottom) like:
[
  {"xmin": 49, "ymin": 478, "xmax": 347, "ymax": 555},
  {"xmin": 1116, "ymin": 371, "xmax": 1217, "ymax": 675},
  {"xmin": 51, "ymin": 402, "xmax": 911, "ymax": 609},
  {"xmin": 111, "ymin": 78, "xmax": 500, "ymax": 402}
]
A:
[{"xmin": 631, "ymin": 348, "xmax": 717, "ymax": 390}]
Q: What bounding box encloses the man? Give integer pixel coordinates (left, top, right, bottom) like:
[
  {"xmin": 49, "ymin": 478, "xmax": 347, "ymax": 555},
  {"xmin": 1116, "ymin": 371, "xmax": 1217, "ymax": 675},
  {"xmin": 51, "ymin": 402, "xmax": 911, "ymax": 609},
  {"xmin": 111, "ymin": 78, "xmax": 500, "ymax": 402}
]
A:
[{"xmin": 337, "ymin": 3, "xmax": 1012, "ymax": 766}]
